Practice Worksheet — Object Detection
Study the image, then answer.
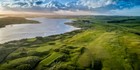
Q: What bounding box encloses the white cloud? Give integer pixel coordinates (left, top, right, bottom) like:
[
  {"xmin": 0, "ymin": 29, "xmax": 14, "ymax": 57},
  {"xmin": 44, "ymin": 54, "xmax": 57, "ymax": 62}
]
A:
[
  {"xmin": 78, "ymin": 0, "xmax": 113, "ymax": 9},
  {"xmin": 0, "ymin": 0, "xmax": 115, "ymax": 9},
  {"xmin": 53, "ymin": 10, "xmax": 91, "ymax": 15},
  {"xmin": 53, "ymin": 10, "xmax": 106, "ymax": 15},
  {"xmin": 0, "ymin": 0, "xmax": 140, "ymax": 16}
]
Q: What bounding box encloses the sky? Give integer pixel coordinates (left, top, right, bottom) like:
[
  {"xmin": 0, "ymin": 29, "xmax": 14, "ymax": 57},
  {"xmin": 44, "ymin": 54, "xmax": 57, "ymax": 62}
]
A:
[{"xmin": 0, "ymin": 0, "xmax": 140, "ymax": 16}]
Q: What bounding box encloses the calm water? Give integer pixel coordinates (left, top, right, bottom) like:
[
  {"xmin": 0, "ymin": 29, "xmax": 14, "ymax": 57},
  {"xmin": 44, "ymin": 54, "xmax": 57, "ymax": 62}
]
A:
[{"xmin": 0, "ymin": 17, "xmax": 79, "ymax": 43}]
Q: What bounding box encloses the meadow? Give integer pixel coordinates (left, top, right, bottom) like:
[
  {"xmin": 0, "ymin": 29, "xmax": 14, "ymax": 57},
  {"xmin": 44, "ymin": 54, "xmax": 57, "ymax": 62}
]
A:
[{"xmin": 0, "ymin": 16, "xmax": 140, "ymax": 70}]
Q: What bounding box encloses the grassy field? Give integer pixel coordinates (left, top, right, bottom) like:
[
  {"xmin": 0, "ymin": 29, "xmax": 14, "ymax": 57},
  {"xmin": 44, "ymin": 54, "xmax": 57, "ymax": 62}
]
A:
[{"xmin": 0, "ymin": 16, "xmax": 140, "ymax": 70}]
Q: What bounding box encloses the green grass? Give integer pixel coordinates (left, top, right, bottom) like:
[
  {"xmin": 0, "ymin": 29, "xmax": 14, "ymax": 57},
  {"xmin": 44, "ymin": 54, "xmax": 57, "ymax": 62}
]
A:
[
  {"xmin": 77, "ymin": 49, "xmax": 93, "ymax": 68},
  {"xmin": 0, "ymin": 16, "xmax": 140, "ymax": 70},
  {"xmin": 36, "ymin": 52, "xmax": 64, "ymax": 70},
  {"xmin": 0, "ymin": 56, "xmax": 40, "ymax": 70},
  {"xmin": 27, "ymin": 38, "xmax": 37, "ymax": 42}
]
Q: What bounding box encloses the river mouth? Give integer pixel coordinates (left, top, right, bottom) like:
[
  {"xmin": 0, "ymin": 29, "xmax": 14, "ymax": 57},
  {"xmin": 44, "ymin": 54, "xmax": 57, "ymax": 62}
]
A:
[{"xmin": 0, "ymin": 17, "xmax": 80, "ymax": 44}]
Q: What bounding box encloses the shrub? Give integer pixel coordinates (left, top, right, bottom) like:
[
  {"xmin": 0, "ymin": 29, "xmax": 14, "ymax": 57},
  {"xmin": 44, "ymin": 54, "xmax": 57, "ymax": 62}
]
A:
[
  {"xmin": 48, "ymin": 42, "xmax": 56, "ymax": 45},
  {"xmin": 67, "ymin": 46, "xmax": 77, "ymax": 49},
  {"xmin": 60, "ymin": 49, "xmax": 70, "ymax": 54},
  {"xmin": 16, "ymin": 64, "xmax": 32, "ymax": 70},
  {"xmin": 56, "ymin": 65, "xmax": 75, "ymax": 70},
  {"xmin": 93, "ymin": 60, "xmax": 103, "ymax": 70},
  {"xmin": 0, "ymin": 47, "xmax": 16, "ymax": 63},
  {"xmin": 53, "ymin": 49, "xmax": 60, "ymax": 52},
  {"xmin": 1, "ymin": 56, "xmax": 41, "ymax": 70}
]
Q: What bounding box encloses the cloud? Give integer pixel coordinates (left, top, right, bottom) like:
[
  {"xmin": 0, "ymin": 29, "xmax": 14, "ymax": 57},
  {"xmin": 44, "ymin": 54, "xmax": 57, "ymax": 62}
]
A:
[
  {"xmin": 0, "ymin": 0, "xmax": 140, "ymax": 15},
  {"xmin": 78, "ymin": 0, "xmax": 114, "ymax": 9},
  {"xmin": 53, "ymin": 10, "xmax": 100, "ymax": 15},
  {"xmin": 1, "ymin": 0, "xmax": 140, "ymax": 10}
]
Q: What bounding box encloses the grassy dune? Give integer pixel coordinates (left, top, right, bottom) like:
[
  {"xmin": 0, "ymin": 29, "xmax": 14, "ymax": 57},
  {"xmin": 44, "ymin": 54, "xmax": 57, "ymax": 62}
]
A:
[{"xmin": 0, "ymin": 16, "xmax": 140, "ymax": 70}]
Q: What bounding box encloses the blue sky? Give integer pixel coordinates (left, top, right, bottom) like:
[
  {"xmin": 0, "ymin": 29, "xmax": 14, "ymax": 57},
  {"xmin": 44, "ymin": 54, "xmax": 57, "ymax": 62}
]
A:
[{"xmin": 0, "ymin": 0, "xmax": 140, "ymax": 16}]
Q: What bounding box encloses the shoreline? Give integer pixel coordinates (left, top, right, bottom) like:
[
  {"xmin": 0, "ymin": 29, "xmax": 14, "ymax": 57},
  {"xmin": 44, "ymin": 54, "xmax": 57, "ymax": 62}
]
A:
[{"xmin": 0, "ymin": 17, "xmax": 81, "ymax": 44}]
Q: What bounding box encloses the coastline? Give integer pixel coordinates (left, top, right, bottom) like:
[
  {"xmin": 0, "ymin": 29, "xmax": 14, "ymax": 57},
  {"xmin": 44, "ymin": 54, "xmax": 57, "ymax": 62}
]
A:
[{"xmin": 0, "ymin": 17, "xmax": 81, "ymax": 44}]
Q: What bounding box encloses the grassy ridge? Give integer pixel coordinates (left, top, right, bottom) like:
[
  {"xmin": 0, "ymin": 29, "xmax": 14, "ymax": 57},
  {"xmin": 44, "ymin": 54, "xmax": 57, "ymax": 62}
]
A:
[
  {"xmin": 0, "ymin": 16, "xmax": 140, "ymax": 70},
  {"xmin": 0, "ymin": 17, "xmax": 39, "ymax": 28}
]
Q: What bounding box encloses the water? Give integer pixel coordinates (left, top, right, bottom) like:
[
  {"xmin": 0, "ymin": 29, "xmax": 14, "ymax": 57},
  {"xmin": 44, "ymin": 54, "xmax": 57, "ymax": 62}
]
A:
[{"xmin": 0, "ymin": 17, "xmax": 79, "ymax": 43}]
